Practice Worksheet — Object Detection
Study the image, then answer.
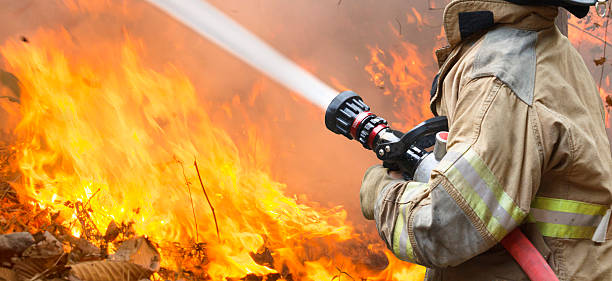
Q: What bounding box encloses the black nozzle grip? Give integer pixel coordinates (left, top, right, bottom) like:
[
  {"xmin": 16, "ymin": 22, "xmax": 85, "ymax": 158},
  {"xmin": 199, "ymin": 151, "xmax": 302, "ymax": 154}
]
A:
[{"xmin": 325, "ymin": 91, "xmax": 370, "ymax": 139}]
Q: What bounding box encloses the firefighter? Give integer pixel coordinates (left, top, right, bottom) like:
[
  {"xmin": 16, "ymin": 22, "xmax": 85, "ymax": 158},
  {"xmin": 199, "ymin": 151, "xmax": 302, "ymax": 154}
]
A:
[{"xmin": 359, "ymin": 0, "xmax": 612, "ymax": 280}]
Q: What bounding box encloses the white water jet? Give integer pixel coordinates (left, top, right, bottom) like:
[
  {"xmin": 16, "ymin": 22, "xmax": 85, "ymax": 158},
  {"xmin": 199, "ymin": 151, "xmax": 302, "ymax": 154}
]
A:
[{"xmin": 144, "ymin": 0, "xmax": 338, "ymax": 110}]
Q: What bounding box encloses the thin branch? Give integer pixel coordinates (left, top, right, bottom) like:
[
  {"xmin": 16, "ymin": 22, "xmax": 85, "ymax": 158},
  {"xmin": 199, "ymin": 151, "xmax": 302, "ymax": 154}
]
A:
[
  {"xmin": 599, "ymin": 2, "xmax": 612, "ymax": 93},
  {"xmin": 82, "ymin": 188, "xmax": 101, "ymax": 210},
  {"xmin": 67, "ymin": 188, "xmax": 100, "ymax": 236},
  {"xmin": 194, "ymin": 159, "xmax": 220, "ymax": 242},
  {"xmin": 331, "ymin": 266, "xmax": 355, "ymax": 281},
  {"xmin": 395, "ymin": 17, "xmax": 402, "ymax": 36},
  {"xmin": 176, "ymin": 157, "xmax": 199, "ymax": 243}
]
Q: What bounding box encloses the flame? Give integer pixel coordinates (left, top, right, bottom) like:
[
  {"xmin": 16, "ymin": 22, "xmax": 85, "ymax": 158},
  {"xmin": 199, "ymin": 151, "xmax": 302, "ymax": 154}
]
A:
[
  {"xmin": 409, "ymin": 8, "xmax": 424, "ymax": 29},
  {"xmin": 568, "ymin": 11, "xmax": 612, "ymax": 126},
  {"xmin": 0, "ymin": 28, "xmax": 424, "ymax": 280},
  {"xmin": 365, "ymin": 11, "xmax": 612, "ymax": 133},
  {"xmin": 364, "ymin": 42, "xmax": 432, "ymax": 131}
]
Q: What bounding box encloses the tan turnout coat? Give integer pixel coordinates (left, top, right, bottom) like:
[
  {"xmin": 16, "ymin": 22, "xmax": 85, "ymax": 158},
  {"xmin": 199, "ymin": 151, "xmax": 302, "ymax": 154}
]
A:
[{"xmin": 362, "ymin": 1, "xmax": 612, "ymax": 280}]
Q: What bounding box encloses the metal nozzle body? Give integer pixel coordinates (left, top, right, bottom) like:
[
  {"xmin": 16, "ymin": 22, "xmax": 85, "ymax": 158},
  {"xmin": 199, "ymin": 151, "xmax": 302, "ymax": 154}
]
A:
[
  {"xmin": 325, "ymin": 91, "xmax": 389, "ymax": 149},
  {"xmin": 325, "ymin": 91, "xmax": 449, "ymax": 180}
]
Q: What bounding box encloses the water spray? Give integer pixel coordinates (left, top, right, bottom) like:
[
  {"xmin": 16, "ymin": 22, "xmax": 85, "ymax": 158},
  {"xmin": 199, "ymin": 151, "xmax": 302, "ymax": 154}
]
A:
[{"xmin": 144, "ymin": 0, "xmax": 337, "ymax": 109}]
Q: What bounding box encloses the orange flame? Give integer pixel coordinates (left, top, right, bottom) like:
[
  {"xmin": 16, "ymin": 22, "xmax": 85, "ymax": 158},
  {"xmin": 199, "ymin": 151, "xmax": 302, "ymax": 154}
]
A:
[
  {"xmin": 1, "ymin": 28, "xmax": 424, "ymax": 280},
  {"xmin": 364, "ymin": 42, "xmax": 432, "ymax": 131},
  {"xmin": 568, "ymin": 12, "xmax": 612, "ymax": 127}
]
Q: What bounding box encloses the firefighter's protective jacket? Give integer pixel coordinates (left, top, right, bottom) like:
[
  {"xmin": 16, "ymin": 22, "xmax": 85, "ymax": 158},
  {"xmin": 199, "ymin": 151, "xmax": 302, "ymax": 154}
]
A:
[{"xmin": 361, "ymin": 1, "xmax": 612, "ymax": 280}]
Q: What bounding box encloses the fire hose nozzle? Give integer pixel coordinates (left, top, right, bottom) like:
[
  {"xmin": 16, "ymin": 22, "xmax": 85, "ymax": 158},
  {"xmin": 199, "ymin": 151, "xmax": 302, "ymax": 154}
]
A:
[
  {"xmin": 325, "ymin": 91, "xmax": 391, "ymax": 149},
  {"xmin": 325, "ymin": 90, "xmax": 448, "ymax": 180},
  {"xmin": 325, "ymin": 91, "xmax": 369, "ymax": 138}
]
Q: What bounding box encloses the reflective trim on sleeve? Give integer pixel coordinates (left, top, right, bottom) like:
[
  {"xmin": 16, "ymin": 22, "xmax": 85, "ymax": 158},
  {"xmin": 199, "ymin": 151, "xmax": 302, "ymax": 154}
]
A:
[
  {"xmin": 392, "ymin": 206, "xmax": 415, "ymax": 261},
  {"xmin": 442, "ymin": 147, "xmax": 527, "ymax": 241},
  {"xmin": 391, "ymin": 182, "xmax": 425, "ymax": 262},
  {"xmin": 410, "ymin": 184, "xmax": 492, "ymax": 267},
  {"xmin": 528, "ymin": 197, "xmax": 608, "ymax": 239},
  {"xmin": 375, "ymin": 181, "xmax": 425, "ymax": 260},
  {"xmin": 533, "ymin": 222, "xmax": 600, "ymax": 239}
]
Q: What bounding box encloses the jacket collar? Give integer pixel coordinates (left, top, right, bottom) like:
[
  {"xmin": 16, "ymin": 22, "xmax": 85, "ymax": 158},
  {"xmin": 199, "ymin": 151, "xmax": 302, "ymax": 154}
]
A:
[
  {"xmin": 430, "ymin": 0, "xmax": 558, "ymax": 115},
  {"xmin": 436, "ymin": 0, "xmax": 558, "ymax": 65}
]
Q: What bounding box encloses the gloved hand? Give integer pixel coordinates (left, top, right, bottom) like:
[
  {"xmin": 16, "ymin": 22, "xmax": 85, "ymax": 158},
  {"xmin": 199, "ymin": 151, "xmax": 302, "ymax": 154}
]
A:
[{"xmin": 360, "ymin": 165, "xmax": 404, "ymax": 220}]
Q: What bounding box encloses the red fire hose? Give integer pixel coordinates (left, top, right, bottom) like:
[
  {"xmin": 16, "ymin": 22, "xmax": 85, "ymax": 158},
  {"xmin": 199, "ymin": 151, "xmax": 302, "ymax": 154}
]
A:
[{"xmin": 501, "ymin": 228, "xmax": 559, "ymax": 281}]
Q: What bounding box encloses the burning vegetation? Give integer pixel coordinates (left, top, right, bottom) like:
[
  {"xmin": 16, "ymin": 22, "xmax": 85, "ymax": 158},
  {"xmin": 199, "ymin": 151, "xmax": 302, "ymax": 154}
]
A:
[
  {"xmin": 0, "ymin": 26, "xmax": 425, "ymax": 280},
  {"xmin": 1, "ymin": 1, "xmax": 611, "ymax": 281}
]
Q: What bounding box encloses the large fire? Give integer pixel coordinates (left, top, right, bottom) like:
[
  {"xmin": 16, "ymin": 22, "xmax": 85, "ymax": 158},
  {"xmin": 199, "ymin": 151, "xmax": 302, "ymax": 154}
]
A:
[
  {"xmin": 2, "ymin": 1, "xmax": 611, "ymax": 281},
  {"xmin": 0, "ymin": 27, "xmax": 425, "ymax": 280}
]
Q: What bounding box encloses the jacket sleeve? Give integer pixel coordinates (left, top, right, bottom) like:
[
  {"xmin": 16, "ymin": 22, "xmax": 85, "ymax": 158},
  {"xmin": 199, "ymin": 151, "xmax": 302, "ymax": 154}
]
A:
[{"xmin": 371, "ymin": 77, "xmax": 542, "ymax": 268}]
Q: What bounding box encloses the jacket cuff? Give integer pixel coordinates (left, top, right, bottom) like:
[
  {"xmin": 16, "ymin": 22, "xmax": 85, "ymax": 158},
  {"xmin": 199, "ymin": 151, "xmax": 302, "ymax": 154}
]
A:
[{"xmin": 373, "ymin": 181, "xmax": 428, "ymax": 260}]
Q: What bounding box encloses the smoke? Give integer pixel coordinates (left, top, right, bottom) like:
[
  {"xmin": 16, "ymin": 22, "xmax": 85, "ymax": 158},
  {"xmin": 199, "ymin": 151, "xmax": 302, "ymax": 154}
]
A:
[{"xmin": 0, "ymin": 0, "xmax": 444, "ymax": 225}]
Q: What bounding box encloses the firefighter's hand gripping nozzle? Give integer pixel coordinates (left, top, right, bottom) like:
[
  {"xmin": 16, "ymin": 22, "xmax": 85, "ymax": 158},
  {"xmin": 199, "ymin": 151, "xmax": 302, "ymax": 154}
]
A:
[{"xmin": 325, "ymin": 91, "xmax": 449, "ymax": 181}]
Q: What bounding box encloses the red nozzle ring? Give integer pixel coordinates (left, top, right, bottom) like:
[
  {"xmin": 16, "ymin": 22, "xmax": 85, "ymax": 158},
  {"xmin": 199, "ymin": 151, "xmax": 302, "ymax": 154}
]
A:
[
  {"xmin": 350, "ymin": 111, "xmax": 374, "ymax": 139},
  {"xmin": 368, "ymin": 124, "xmax": 388, "ymax": 149}
]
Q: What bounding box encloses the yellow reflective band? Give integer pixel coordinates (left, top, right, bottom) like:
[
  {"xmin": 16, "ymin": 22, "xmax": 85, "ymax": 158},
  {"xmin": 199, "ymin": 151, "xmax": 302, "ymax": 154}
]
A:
[
  {"xmin": 533, "ymin": 222, "xmax": 597, "ymax": 239},
  {"xmin": 443, "ymin": 147, "xmax": 526, "ymax": 241},
  {"xmin": 529, "ymin": 197, "xmax": 608, "ymax": 239},
  {"xmin": 464, "ymin": 149, "xmax": 526, "ymax": 224},
  {"xmin": 392, "ymin": 215, "xmax": 403, "ymax": 257},
  {"xmin": 392, "ymin": 205, "xmax": 415, "ymax": 261},
  {"xmin": 532, "ymin": 197, "xmax": 608, "ymax": 216},
  {"xmin": 446, "ymin": 166, "xmax": 507, "ymax": 241}
]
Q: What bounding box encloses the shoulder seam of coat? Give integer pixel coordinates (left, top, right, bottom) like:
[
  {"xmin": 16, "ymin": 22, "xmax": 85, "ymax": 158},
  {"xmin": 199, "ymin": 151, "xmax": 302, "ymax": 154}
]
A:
[{"xmin": 470, "ymin": 26, "xmax": 537, "ymax": 105}]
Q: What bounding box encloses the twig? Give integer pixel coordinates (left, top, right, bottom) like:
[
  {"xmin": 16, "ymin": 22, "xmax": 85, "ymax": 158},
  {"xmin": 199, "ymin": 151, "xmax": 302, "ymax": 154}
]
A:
[
  {"xmin": 67, "ymin": 188, "xmax": 101, "ymax": 236},
  {"xmin": 83, "ymin": 188, "xmax": 101, "ymax": 210},
  {"xmin": 331, "ymin": 266, "xmax": 355, "ymax": 281},
  {"xmin": 176, "ymin": 157, "xmax": 199, "ymax": 242},
  {"xmin": 599, "ymin": 2, "xmax": 612, "ymax": 93},
  {"xmin": 395, "ymin": 17, "xmax": 402, "ymax": 36},
  {"xmin": 194, "ymin": 159, "xmax": 220, "ymax": 242}
]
